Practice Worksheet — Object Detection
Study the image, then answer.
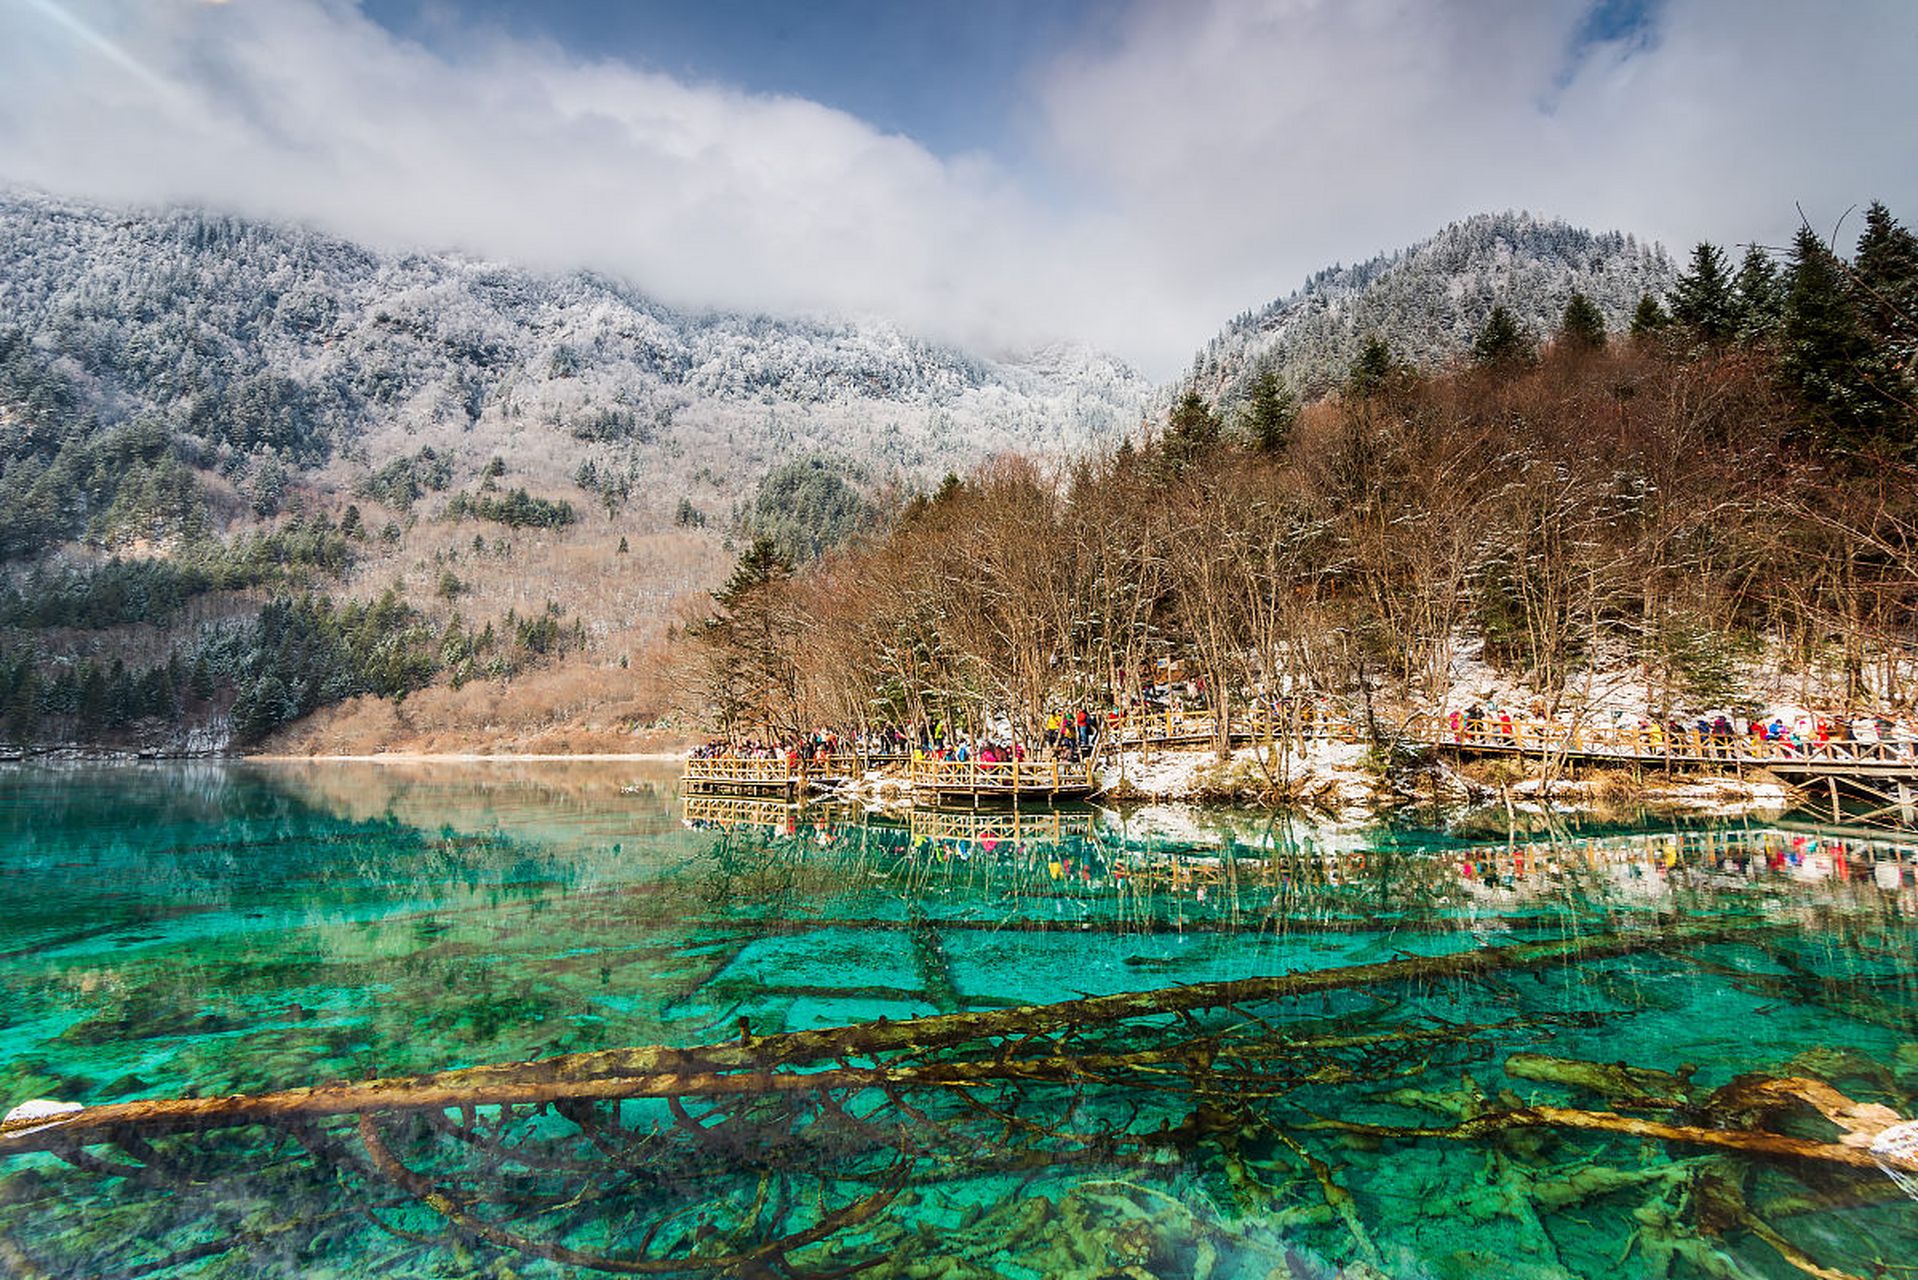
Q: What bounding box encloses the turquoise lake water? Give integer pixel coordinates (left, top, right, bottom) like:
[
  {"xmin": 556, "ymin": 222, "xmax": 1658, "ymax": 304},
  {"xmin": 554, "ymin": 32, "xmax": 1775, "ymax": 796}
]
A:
[{"xmin": 0, "ymin": 762, "xmax": 1913, "ymax": 1278}]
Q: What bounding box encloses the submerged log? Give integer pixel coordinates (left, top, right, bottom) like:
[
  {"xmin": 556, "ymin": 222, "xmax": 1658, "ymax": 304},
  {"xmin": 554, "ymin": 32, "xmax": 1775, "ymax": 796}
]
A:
[
  {"xmin": 0, "ymin": 915, "xmax": 1773, "ymax": 1156},
  {"xmin": 1307, "ymin": 1081, "xmax": 1917, "ymax": 1177},
  {"xmin": 1503, "ymin": 1052, "xmax": 1697, "ymax": 1106}
]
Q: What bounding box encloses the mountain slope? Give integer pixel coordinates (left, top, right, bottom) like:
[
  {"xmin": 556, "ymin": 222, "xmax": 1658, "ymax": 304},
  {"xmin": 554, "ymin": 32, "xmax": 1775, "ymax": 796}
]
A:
[
  {"xmin": 0, "ymin": 190, "xmax": 1148, "ymax": 508},
  {"xmin": 1188, "ymin": 212, "xmax": 1676, "ymax": 404}
]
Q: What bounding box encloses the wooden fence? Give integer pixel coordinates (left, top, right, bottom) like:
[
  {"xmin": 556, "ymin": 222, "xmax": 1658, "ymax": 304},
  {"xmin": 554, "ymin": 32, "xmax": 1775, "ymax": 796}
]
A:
[
  {"xmin": 908, "ymin": 756, "xmax": 1096, "ymax": 797},
  {"xmin": 681, "ymin": 753, "xmax": 861, "ymax": 794},
  {"xmin": 1113, "ymin": 707, "xmax": 1361, "ymax": 747},
  {"xmin": 1408, "ymin": 714, "xmax": 1918, "ymax": 770}
]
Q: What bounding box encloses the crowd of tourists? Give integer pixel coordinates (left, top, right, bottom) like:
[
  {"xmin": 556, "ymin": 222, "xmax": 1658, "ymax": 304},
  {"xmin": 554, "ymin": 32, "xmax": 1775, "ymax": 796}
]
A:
[
  {"xmin": 693, "ymin": 711, "xmax": 1106, "ymax": 772},
  {"xmin": 1444, "ymin": 706, "xmax": 1918, "ymax": 756},
  {"xmin": 688, "ymin": 730, "xmax": 847, "ymax": 766}
]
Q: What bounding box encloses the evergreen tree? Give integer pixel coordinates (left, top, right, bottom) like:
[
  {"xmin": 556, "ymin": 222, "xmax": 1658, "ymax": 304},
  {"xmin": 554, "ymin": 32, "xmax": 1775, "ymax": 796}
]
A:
[
  {"xmin": 1472, "ymin": 305, "xmax": 1537, "ymax": 368},
  {"xmin": 1669, "ymin": 242, "xmax": 1738, "ymax": 343},
  {"xmin": 1853, "ymin": 200, "xmax": 1918, "ymax": 350},
  {"xmin": 1348, "ymin": 335, "xmax": 1399, "ymax": 397},
  {"xmin": 1732, "ymin": 246, "xmax": 1785, "ymax": 341},
  {"xmin": 248, "ymin": 455, "xmax": 288, "ymax": 517},
  {"xmin": 232, "ymin": 674, "xmax": 292, "ymax": 742},
  {"xmin": 1780, "ymin": 225, "xmax": 1894, "ymax": 448},
  {"xmin": 1237, "ymin": 369, "xmax": 1296, "ymax": 452},
  {"xmin": 1164, "ymin": 389, "xmax": 1222, "ymax": 470},
  {"xmin": 188, "ymin": 655, "xmax": 215, "ymax": 702},
  {"xmin": 1630, "ymin": 293, "xmax": 1670, "ymax": 336},
  {"xmin": 76, "ymin": 661, "xmax": 107, "ymax": 729},
  {"xmin": 713, "ymin": 535, "xmax": 793, "ymax": 610},
  {"xmin": 1558, "ymin": 292, "xmax": 1607, "ymax": 350}
]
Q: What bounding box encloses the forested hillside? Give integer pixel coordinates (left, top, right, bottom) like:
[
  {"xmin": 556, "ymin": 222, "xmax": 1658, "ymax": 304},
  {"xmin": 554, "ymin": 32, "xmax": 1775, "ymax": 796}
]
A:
[
  {"xmin": 1188, "ymin": 212, "xmax": 1676, "ymax": 410},
  {"xmin": 687, "ymin": 202, "xmax": 1918, "ymax": 743},
  {"xmin": 0, "ymin": 190, "xmax": 1148, "ymax": 509},
  {"xmin": 0, "ymin": 189, "xmax": 1151, "ymax": 754},
  {"xmin": 11, "ymin": 187, "xmax": 1906, "ymax": 757}
]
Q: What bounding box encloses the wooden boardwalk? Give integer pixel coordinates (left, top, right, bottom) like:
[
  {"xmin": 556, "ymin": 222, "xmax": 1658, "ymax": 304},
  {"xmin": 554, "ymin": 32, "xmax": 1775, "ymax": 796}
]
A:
[
  {"xmin": 1411, "ymin": 715, "xmax": 1918, "ymax": 827},
  {"xmin": 1115, "ymin": 707, "xmax": 1360, "ymax": 747},
  {"xmin": 1114, "ymin": 707, "xmax": 1918, "ymax": 826},
  {"xmin": 680, "ymin": 753, "xmax": 860, "ymax": 798},
  {"xmin": 909, "ymin": 757, "xmax": 1097, "ymax": 805}
]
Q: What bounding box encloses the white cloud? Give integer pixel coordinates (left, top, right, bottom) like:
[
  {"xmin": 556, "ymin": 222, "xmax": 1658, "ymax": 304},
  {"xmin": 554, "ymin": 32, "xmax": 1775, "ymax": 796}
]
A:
[{"xmin": 0, "ymin": 0, "xmax": 1913, "ymax": 378}]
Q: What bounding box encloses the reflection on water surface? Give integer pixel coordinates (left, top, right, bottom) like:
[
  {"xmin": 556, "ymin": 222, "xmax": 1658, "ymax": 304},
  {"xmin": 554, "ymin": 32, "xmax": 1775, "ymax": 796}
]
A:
[{"xmin": 0, "ymin": 761, "xmax": 1913, "ymax": 1278}]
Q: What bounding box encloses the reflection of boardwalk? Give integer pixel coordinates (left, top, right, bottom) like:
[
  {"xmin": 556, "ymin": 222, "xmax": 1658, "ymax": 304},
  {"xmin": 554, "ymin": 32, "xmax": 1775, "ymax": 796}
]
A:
[
  {"xmin": 907, "ymin": 808, "xmax": 1096, "ymax": 846},
  {"xmin": 681, "ymin": 754, "xmax": 860, "ymax": 797},
  {"xmin": 909, "ymin": 757, "xmax": 1096, "ymax": 804},
  {"xmin": 681, "ymin": 794, "xmax": 810, "ymax": 831}
]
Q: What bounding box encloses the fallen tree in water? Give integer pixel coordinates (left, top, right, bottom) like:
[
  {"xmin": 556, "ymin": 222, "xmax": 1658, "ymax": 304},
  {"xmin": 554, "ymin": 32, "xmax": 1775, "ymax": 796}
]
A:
[
  {"xmin": 1, "ymin": 912, "xmax": 1911, "ymax": 1279},
  {"xmin": 0, "ymin": 914, "xmax": 1776, "ymax": 1153}
]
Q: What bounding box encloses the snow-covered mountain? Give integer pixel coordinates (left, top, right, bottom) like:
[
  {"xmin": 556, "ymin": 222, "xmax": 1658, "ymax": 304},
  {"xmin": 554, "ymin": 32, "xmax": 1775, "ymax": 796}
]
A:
[
  {"xmin": 0, "ymin": 190, "xmax": 1149, "ymax": 506},
  {"xmin": 1188, "ymin": 212, "xmax": 1677, "ymax": 405}
]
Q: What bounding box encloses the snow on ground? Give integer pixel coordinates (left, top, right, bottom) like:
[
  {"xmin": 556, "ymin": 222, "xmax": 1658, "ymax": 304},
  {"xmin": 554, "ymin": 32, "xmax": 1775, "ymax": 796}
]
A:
[
  {"xmin": 1436, "ymin": 638, "xmax": 1917, "ymax": 729},
  {"xmin": 1099, "ymin": 740, "xmax": 1382, "ymax": 817}
]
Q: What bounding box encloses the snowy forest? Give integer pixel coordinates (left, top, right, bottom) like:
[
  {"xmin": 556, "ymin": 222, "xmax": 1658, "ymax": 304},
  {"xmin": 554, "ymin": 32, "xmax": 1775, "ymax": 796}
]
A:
[
  {"xmin": 687, "ymin": 202, "xmax": 1918, "ymax": 745},
  {"xmin": 3, "ymin": 187, "xmax": 1907, "ymax": 754},
  {"xmin": 1188, "ymin": 212, "xmax": 1677, "ymax": 410}
]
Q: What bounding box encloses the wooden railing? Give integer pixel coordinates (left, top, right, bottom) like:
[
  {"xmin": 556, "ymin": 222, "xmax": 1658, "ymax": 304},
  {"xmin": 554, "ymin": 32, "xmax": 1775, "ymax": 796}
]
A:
[
  {"xmin": 1114, "ymin": 707, "xmax": 1361, "ymax": 746},
  {"xmin": 682, "ymin": 756, "xmax": 799, "ymax": 785},
  {"xmin": 1408, "ymin": 715, "xmax": 1918, "ymax": 769},
  {"xmin": 681, "ymin": 753, "xmax": 862, "ymax": 788},
  {"xmin": 907, "ymin": 808, "xmax": 1094, "ymax": 845},
  {"xmin": 909, "ymin": 756, "xmax": 1095, "ymax": 793}
]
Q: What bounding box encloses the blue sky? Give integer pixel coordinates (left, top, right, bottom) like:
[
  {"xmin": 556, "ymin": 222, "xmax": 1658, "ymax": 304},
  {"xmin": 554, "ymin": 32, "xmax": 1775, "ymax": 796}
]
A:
[
  {"xmin": 2, "ymin": 0, "xmax": 1913, "ymax": 375},
  {"xmin": 363, "ymin": 0, "xmax": 1112, "ymax": 158}
]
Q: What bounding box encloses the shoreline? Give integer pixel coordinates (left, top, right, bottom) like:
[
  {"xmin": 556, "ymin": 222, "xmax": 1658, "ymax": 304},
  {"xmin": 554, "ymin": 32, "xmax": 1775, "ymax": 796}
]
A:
[
  {"xmin": 2, "ymin": 749, "xmax": 692, "ymax": 764},
  {"xmin": 244, "ymin": 751, "xmax": 689, "ymax": 763},
  {"xmin": 0, "ymin": 746, "xmax": 1825, "ymax": 829}
]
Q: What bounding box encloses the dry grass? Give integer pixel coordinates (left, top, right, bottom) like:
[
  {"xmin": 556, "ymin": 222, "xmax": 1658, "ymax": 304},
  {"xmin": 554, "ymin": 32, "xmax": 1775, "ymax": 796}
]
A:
[{"xmin": 257, "ymin": 481, "xmax": 728, "ymax": 754}]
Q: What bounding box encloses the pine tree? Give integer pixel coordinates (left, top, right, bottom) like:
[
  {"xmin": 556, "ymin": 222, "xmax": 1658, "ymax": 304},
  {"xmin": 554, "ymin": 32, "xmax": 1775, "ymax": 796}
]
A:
[
  {"xmin": 1732, "ymin": 246, "xmax": 1784, "ymax": 341},
  {"xmin": 1164, "ymin": 389, "xmax": 1222, "ymax": 470},
  {"xmin": 1669, "ymin": 242, "xmax": 1738, "ymax": 343},
  {"xmin": 1630, "ymin": 293, "xmax": 1670, "ymax": 336},
  {"xmin": 1853, "ymin": 200, "xmax": 1918, "ymax": 350},
  {"xmin": 188, "ymin": 655, "xmax": 215, "ymax": 702},
  {"xmin": 1237, "ymin": 369, "xmax": 1296, "ymax": 452},
  {"xmin": 1471, "ymin": 305, "xmax": 1536, "ymax": 368},
  {"xmin": 1558, "ymin": 292, "xmax": 1607, "ymax": 349},
  {"xmin": 1348, "ymin": 336, "xmax": 1398, "ymax": 397},
  {"xmin": 1780, "ymin": 225, "xmax": 1893, "ymax": 448},
  {"xmin": 713, "ymin": 535, "xmax": 793, "ymax": 609}
]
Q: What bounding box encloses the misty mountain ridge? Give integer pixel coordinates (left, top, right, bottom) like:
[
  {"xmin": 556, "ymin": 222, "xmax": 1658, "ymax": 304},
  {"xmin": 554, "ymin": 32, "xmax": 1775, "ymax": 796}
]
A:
[
  {"xmin": 1188, "ymin": 211, "xmax": 1677, "ymax": 406},
  {"xmin": 2, "ymin": 194, "xmax": 1682, "ymax": 510},
  {"xmin": 0, "ymin": 189, "xmax": 1150, "ymax": 510}
]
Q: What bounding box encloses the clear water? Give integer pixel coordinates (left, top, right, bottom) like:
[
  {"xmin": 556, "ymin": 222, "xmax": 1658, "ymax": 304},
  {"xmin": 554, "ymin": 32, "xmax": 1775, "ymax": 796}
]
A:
[{"xmin": 0, "ymin": 762, "xmax": 1912, "ymax": 1278}]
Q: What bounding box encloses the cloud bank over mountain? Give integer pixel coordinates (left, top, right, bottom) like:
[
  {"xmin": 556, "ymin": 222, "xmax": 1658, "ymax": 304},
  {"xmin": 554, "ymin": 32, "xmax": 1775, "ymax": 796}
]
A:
[{"xmin": 2, "ymin": 0, "xmax": 1912, "ymax": 377}]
